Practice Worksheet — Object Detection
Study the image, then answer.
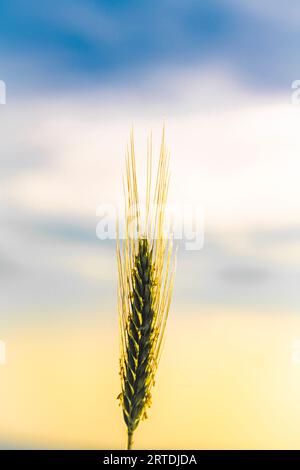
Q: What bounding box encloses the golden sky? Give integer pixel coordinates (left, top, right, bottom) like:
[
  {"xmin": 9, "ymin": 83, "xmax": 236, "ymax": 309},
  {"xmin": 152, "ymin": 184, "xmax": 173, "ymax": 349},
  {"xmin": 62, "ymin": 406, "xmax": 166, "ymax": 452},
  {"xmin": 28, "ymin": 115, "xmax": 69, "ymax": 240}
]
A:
[{"xmin": 1, "ymin": 308, "xmax": 300, "ymax": 449}]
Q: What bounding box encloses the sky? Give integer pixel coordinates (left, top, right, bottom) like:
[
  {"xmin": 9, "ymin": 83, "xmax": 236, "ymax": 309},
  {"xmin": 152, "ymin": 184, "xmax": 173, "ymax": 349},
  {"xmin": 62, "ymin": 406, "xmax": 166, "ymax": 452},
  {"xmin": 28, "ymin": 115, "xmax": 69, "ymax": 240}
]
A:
[
  {"xmin": 1, "ymin": 0, "xmax": 300, "ymax": 449},
  {"xmin": 0, "ymin": 0, "xmax": 299, "ymax": 93},
  {"xmin": 0, "ymin": 0, "xmax": 300, "ymax": 315}
]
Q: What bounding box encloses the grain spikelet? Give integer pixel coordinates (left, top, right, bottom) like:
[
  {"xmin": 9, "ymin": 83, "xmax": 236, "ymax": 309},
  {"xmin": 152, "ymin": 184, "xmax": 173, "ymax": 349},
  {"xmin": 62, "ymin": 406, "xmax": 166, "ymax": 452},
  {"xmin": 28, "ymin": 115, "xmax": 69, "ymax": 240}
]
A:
[{"xmin": 117, "ymin": 130, "xmax": 176, "ymax": 450}]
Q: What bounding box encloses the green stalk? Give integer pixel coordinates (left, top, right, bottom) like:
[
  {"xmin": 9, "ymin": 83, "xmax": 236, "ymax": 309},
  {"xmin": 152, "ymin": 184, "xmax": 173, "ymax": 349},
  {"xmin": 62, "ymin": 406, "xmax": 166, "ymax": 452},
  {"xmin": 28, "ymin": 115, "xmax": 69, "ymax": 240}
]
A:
[{"xmin": 127, "ymin": 431, "xmax": 134, "ymax": 450}]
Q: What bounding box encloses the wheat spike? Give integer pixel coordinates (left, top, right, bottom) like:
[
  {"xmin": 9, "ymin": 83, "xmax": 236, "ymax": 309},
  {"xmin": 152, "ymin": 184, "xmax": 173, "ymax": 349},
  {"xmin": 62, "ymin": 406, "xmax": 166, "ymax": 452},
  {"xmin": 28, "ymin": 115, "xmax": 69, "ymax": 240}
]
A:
[{"xmin": 117, "ymin": 130, "xmax": 176, "ymax": 450}]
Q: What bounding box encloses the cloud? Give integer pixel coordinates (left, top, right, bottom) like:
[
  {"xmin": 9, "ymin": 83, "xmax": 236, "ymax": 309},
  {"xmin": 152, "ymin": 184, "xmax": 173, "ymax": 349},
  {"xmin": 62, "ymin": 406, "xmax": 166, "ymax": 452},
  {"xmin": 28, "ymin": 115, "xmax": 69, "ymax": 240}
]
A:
[
  {"xmin": 218, "ymin": 264, "xmax": 270, "ymax": 284},
  {"xmin": 0, "ymin": 213, "xmax": 115, "ymax": 319},
  {"xmin": 175, "ymin": 230, "xmax": 300, "ymax": 312},
  {"xmin": 0, "ymin": 60, "xmax": 299, "ymax": 318},
  {"xmin": 1, "ymin": 69, "xmax": 300, "ymax": 230},
  {"xmin": 252, "ymin": 227, "xmax": 300, "ymax": 244}
]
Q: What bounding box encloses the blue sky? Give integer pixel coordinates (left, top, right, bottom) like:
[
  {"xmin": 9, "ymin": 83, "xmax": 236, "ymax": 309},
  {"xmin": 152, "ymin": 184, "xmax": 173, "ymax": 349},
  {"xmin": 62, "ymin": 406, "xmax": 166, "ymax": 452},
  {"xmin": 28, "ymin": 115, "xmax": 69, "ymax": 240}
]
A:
[
  {"xmin": 1, "ymin": 1, "xmax": 300, "ymax": 320},
  {"xmin": 0, "ymin": 0, "xmax": 299, "ymax": 93}
]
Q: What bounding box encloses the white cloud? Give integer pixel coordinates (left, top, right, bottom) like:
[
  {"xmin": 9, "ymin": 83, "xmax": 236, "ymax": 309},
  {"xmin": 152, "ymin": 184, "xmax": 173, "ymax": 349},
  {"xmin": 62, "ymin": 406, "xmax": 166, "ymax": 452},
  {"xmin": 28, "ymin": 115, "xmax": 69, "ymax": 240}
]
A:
[{"xmin": 1, "ymin": 66, "xmax": 299, "ymax": 230}]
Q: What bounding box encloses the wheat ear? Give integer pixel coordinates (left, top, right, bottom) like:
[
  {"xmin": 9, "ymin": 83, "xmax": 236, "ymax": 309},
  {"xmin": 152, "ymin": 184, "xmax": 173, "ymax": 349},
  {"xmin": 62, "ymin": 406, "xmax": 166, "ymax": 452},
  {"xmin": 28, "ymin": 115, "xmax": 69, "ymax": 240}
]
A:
[{"xmin": 117, "ymin": 131, "xmax": 175, "ymax": 450}]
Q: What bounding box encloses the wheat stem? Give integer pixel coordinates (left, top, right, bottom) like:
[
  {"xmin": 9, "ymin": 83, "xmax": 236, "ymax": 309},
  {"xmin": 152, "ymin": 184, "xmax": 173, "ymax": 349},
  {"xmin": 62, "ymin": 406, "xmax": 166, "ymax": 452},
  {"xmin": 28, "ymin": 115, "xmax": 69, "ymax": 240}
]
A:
[{"xmin": 127, "ymin": 431, "xmax": 133, "ymax": 450}]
